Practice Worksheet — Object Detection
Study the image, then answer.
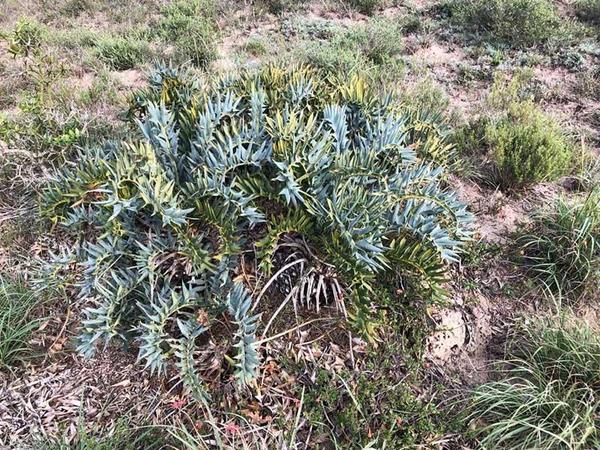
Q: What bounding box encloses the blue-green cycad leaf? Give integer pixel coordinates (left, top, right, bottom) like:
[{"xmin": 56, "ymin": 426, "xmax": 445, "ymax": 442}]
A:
[{"xmin": 226, "ymin": 283, "xmax": 260, "ymax": 386}]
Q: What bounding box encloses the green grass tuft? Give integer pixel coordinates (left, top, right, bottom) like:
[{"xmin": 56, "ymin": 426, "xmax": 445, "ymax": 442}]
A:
[
  {"xmin": 0, "ymin": 279, "xmax": 40, "ymax": 369},
  {"xmin": 465, "ymin": 319, "xmax": 600, "ymax": 449},
  {"xmin": 518, "ymin": 190, "xmax": 600, "ymax": 302}
]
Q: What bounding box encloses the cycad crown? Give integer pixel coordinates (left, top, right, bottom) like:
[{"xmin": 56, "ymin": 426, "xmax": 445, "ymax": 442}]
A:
[{"xmin": 42, "ymin": 64, "xmax": 472, "ymax": 398}]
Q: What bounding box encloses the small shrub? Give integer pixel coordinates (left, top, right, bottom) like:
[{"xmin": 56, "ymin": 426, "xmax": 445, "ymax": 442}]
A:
[
  {"xmin": 346, "ymin": 0, "xmax": 383, "ymax": 15},
  {"xmin": 6, "ymin": 18, "xmax": 43, "ymax": 57},
  {"xmin": 59, "ymin": 0, "xmax": 94, "ymax": 17},
  {"xmin": 95, "ymin": 36, "xmax": 150, "ymax": 70},
  {"xmin": 0, "ymin": 279, "xmax": 39, "ymax": 369},
  {"xmin": 449, "ymin": 0, "xmax": 561, "ymax": 47},
  {"xmin": 300, "ymin": 365, "xmax": 449, "ymax": 447},
  {"xmin": 243, "ymin": 37, "xmax": 268, "ymax": 56},
  {"xmin": 298, "ymin": 38, "xmax": 369, "ymax": 75},
  {"xmin": 465, "ymin": 319, "xmax": 600, "ymax": 449},
  {"xmin": 295, "ymin": 19, "xmax": 402, "ymax": 74},
  {"xmin": 42, "ymin": 64, "xmax": 472, "ymax": 398},
  {"xmin": 254, "ymin": 0, "xmax": 308, "ymax": 14},
  {"xmin": 158, "ymin": 0, "xmax": 217, "ymax": 68},
  {"xmin": 575, "ymin": 0, "xmax": 600, "ymax": 24},
  {"xmin": 456, "ymin": 70, "xmax": 574, "ymax": 190},
  {"xmin": 0, "ymin": 55, "xmax": 84, "ymax": 163},
  {"xmin": 351, "ymin": 19, "xmax": 404, "ymax": 65},
  {"xmin": 486, "ymin": 101, "xmax": 572, "ymax": 189},
  {"xmin": 518, "ymin": 190, "xmax": 600, "ymax": 301}
]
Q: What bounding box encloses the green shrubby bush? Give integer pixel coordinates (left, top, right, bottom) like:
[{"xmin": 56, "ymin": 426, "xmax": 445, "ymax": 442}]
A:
[
  {"xmin": 296, "ymin": 19, "xmax": 403, "ymax": 74},
  {"xmin": 352, "ymin": 19, "xmax": 404, "ymax": 65},
  {"xmin": 346, "ymin": 0, "xmax": 384, "ymax": 15},
  {"xmin": 449, "ymin": 0, "xmax": 561, "ymax": 47},
  {"xmin": 95, "ymin": 36, "xmax": 151, "ymax": 70},
  {"xmin": 158, "ymin": 0, "xmax": 217, "ymax": 68},
  {"xmin": 575, "ymin": 0, "xmax": 600, "ymax": 24},
  {"xmin": 454, "ymin": 71, "xmax": 573, "ymax": 189},
  {"xmin": 41, "ymin": 64, "xmax": 472, "ymax": 397},
  {"xmin": 486, "ymin": 101, "xmax": 572, "ymax": 189}
]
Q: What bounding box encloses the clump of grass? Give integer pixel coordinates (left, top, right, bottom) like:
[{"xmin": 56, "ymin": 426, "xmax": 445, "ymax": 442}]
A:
[
  {"xmin": 0, "ymin": 279, "xmax": 40, "ymax": 369},
  {"xmin": 158, "ymin": 0, "xmax": 217, "ymax": 68},
  {"xmin": 95, "ymin": 36, "xmax": 151, "ymax": 70},
  {"xmin": 449, "ymin": 0, "xmax": 561, "ymax": 47},
  {"xmin": 59, "ymin": 0, "xmax": 94, "ymax": 17},
  {"xmin": 518, "ymin": 190, "xmax": 600, "ymax": 302},
  {"xmin": 37, "ymin": 418, "xmax": 168, "ymax": 450},
  {"xmin": 51, "ymin": 27, "xmax": 98, "ymax": 50},
  {"xmin": 298, "ymin": 39, "xmax": 368, "ymax": 74},
  {"xmin": 465, "ymin": 319, "xmax": 600, "ymax": 449},
  {"xmin": 577, "ymin": 66, "xmax": 600, "ymax": 102}
]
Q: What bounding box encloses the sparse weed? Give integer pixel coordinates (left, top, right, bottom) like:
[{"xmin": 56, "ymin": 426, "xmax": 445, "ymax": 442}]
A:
[
  {"xmin": 518, "ymin": 190, "xmax": 600, "ymax": 302},
  {"xmin": 465, "ymin": 319, "xmax": 600, "ymax": 449},
  {"xmin": 0, "ymin": 55, "xmax": 84, "ymax": 161}
]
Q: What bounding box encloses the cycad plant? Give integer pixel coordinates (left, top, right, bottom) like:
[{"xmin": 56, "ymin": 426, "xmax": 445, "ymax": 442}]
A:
[{"xmin": 41, "ymin": 64, "xmax": 472, "ymax": 398}]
